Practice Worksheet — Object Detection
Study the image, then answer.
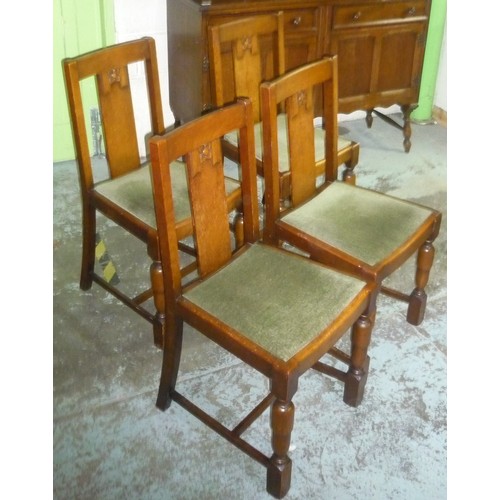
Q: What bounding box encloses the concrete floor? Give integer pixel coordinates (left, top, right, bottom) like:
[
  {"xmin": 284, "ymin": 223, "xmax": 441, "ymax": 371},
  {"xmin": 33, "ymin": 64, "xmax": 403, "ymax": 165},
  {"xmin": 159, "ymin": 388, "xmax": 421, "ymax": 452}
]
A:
[{"xmin": 53, "ymin": 113, "xmax": 447, "ymax": 499}]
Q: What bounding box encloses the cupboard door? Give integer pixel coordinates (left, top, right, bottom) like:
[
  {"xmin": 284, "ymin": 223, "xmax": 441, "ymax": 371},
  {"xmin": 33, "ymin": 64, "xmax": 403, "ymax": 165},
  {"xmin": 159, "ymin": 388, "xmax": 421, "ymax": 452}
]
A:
[
  {"xmin": 284, "ymin": 32, "xmax": 318, "ymax": 71},
  {"xmin": 332, "ymin": 29, "xmax": 375, "ymax": 99},
  {"xmin": 376, "ymin": 23, "xmax": 426, "ymax": 93},
  {"xmin": 331, "ymin": 22, "xmax": 426, "ymax": 112}
]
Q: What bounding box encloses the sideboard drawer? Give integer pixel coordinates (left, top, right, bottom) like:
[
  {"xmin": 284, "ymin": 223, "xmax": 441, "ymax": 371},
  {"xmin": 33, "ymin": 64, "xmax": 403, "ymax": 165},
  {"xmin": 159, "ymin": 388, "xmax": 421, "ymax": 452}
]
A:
[
  {"xmin": 333, "ymin": 2, "xmax": 427, "ymax": 28},
  {"xmin": 283, "ymin": 9, "xmax": 319, "ymax": 32}
]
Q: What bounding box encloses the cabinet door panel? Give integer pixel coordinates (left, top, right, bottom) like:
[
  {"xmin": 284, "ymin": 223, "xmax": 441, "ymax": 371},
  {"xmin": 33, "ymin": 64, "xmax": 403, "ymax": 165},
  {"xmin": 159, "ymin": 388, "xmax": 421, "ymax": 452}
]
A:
[
  {"xmin": 334, "ymin": 33, "xmax": 376, "ymax": 97},
  {"xmin": 331, "ymin": 22, "xmax": 425, "ymax": 109},
  {"xmin": 285, "ymin": 33, "xmax": 318, "ymax": 71},
  {"xmin": 377, "ymin": 24, "xmax": 425, "ymax": 92}
]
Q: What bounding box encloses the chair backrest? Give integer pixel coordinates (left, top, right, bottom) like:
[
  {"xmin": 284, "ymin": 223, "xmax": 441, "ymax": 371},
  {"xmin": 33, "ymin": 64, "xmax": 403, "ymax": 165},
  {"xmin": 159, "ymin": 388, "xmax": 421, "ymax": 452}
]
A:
[
  {"xmin": 149, "ymin": 98, "xmax": 260, "ymax": 298},
  {"xmin": 260, "ymin": 56, "xmax": 340, "ymax": 240},
  {"xmin": 208, "ymin": 13, "xmax": 286, "ymax": 123},
  {"xmin": 63, "ymin": 37, "xmax": 165, "ymax": 188}
]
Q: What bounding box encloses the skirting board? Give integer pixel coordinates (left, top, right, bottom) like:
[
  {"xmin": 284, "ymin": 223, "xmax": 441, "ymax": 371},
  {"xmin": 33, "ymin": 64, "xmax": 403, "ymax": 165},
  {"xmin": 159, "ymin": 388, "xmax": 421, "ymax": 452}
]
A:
[{"xmin": 432, "ymin": 105, "xmax": 447, "ymax": 127}]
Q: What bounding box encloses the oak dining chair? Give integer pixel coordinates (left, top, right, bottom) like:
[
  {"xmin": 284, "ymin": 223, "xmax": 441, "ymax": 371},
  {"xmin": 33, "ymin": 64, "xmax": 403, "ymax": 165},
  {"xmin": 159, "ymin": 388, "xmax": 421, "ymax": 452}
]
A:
[
  {"xmin": 63, "ymin": 37, "xmax": 243, "ymax": 348},
  {"xmin": 149, "ymin": 97, "xmax": 377, "ymax": 498},
  {"xmin": 260, "ymin": 56, "xmax": 442, "ymax": 326}
]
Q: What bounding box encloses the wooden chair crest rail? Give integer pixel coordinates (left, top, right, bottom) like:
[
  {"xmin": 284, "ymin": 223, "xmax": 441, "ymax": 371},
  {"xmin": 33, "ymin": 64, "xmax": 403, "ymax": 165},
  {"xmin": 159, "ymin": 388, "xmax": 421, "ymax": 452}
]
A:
[
  {"xmin": 261, "ymin": 56, "xmax": 442, "ymax": 326},
  {"xmin": 149, "ymin": 97, "xmax": 377, "ymax": 498},
  {"xmin": 62, "ymin": 37, "xmax": 243, "ymax": 348}
]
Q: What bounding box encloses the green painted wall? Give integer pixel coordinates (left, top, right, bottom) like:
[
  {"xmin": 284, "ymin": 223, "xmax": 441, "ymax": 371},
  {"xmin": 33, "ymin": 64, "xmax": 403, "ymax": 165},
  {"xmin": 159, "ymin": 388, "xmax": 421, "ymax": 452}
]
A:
[
  {"xmin": 53, "ymin": 0, "xmax": 115, "ymax": 162},
  {"xmin": 412, "ymin": 0, "xmax": 447, "ymax": 122}
]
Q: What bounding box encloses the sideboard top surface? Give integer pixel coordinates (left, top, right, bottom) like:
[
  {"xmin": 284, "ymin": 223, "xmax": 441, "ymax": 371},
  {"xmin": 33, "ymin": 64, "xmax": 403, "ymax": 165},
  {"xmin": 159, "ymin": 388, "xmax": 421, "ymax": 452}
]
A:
[{"xmin": 184, "ymin": 0, "xmax": 419, "ymax": 10}]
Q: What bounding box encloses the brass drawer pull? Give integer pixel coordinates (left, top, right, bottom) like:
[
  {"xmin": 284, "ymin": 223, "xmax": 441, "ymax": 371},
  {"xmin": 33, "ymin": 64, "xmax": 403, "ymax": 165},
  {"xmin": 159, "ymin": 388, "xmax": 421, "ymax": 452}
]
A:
[
  {"xmin": 352, "ymin": 11, "xmax": 362, "ymax": 21},
  {"xmin": 292, "ymin": 16, "xmax": 302, "ymax": 26}
]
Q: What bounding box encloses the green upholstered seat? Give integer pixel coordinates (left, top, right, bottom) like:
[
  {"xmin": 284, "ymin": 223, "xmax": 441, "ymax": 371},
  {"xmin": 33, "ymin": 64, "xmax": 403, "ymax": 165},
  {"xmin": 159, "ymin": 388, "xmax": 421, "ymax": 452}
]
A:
[
  {"xmin": 95, "ymin": 161, "xmax": 241, "ymax": 228},
  {"xmin": 225, "ymin": 114, "xmax": 352, "ymax": 173},
  {"xmin": 184, "ymin": 243, "xmax": 366, "ymax": 361},
  {"xmin": 281, "ymin": 182, "xmax": 435, "ymax": 266}
]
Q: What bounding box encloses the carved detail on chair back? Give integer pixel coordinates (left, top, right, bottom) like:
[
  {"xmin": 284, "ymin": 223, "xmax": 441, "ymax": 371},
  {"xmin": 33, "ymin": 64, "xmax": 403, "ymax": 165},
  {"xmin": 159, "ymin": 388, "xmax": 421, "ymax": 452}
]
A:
[
  {"xmin": 236, "ymin": 35, "xmax": 255, "ymax": 57},
  {"xmin": 108, "ymin": 67, "xmax": 122, "ymax": 85},
  {"xmin": 208, "ymin": 13, "xmax": 286, "ymax": 124},
  {"xmin": 198, "ymin": 143, "xmax": 213, "ymax": 163},
  {"xmin": 297, "ymin": 90, "xmax": 307, "ymax": 109}
]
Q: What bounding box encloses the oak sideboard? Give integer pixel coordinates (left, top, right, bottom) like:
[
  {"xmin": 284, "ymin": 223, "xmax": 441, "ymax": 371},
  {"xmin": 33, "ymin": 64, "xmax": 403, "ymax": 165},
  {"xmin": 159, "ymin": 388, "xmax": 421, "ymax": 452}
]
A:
[{"xmin": 167, "ymin": 0, "xmax": 432, "ymax": 152}]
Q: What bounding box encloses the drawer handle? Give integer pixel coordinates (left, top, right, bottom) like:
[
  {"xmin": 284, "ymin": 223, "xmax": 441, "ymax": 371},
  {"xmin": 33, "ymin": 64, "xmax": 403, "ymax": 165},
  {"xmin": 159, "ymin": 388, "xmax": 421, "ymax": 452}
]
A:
[
  {"xmin": 407, "ymin": 7, "xmax": 416, "ymax": 16},
  {"xmin": 292, "ymin": 16, "xmax": 302, "ymax": 26},
  {"xmin": 352, "ymin": 11, "xmax": 362, "ymax": 21}
]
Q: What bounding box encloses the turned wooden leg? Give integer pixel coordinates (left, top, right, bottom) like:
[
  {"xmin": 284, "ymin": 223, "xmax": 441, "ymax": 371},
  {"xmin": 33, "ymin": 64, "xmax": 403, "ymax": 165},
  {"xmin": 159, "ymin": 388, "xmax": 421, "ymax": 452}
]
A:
[
  {"xmin": 342, "ymin": 168, "xmax": 355, "ymax": 185},
  {"xmin": 80, "ymin": 201, "xmax": 96, "ymax": 290},
  {"xmin": 366, "ymin": 109, "xmax": 374, "ymax": 128},
  {"xmin": 149, "ymin": 238, "xmax": 167, "ymax": 348},
  {"xmin": 156, "ymin": 316, "xmax": 183, "ymax": 411},
  {"xmin": 279, "ymin": 175, "xmax": 291, "ymax": 210},
  {"xmin": 342, "ymin": 143, "xmax": 360, "ymax": 185},
  {"xmin": 407, "ymin": 239, "xmax": 435, "ymax": 326},
  {"xmin": 344, "ymin": 310, "xmax": 374, "ymax": 407},
  {"xmin": 150, "ymin": 258, "xmax": 166, "ymax": 348},
  {"xmin": 267, "ymin": 399, "xmax": 295, "ymax": 499},
  {"xmin": 401, "ymin": 104, "xmax": 417, "ymax": 153},
  {"xmin": 233, "ymin": 210, "xmax": 244, "ymax": 249}
]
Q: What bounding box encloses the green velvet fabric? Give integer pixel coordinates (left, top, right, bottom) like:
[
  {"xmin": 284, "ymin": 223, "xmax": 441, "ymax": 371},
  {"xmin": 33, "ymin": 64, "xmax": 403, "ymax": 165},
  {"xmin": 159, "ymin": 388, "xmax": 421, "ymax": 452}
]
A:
[
  {"xmin": 94, "ymin": 162, "xmax": 240, "ymax": 228},
  {"xmin": 225, "ymin": 114, "xmax": 352, "ymax": 173},
  {"xmin": 282, "ymin": 182, "xmax": 434, "ymax": 266},
  {"xmin": 184, "ymin": 243, "xmax": 366, "ymax": 362}
]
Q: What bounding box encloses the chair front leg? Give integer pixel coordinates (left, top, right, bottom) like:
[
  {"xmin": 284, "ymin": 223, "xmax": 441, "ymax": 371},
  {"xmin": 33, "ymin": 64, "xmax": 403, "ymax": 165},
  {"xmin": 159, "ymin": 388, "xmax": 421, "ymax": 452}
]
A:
[
  {"xmin": 233, "ymin": 209, "xmax": 245, "ymax": 249},
  {"xmin": 344, "ymin": 308, "xmax": 374, "ymax": 407},
  {"xmin": 156, "ymin": 315, "xmax": 183, "ymax": 411},
  {"xmin": 267, "ymin": 399, "xmax": 295, "ymax": 499},
  {"xmin": 80, "ymin": 200, "xmax": 96, "ymax": 290},
  {"xmin": 149, "ymin": 238, "xmax": 167, "ymax": 348},
  {"xmin": 150, "ymin": 258, "xmax": 166, "ymax": 348},
  {"xmin": 341, "ymin": 142, "xmax": 359, "ymax": 186},
  {"xmin": 407, "ymin": 238, "xmax": 436, "ymax": 326}
]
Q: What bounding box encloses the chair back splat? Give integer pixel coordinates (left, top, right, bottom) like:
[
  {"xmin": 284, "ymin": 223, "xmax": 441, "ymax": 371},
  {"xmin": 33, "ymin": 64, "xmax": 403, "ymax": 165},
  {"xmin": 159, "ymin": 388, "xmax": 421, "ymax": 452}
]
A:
[
  {"xmin": 151, "ymin": 98, "xmax": 260, "ymax": 283},
  {"xmin": 260, "ymin": 56, "xmax": 442, "ymax": 326},
  {"xmin": 149, "ymin": 98, "xmax": 377, "ymax": 498}
]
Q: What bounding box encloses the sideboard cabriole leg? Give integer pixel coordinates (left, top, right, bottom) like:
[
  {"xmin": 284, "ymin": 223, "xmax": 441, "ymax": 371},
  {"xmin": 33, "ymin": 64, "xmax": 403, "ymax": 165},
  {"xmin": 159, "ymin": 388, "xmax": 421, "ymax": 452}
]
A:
[
  {"xmin": 366, "ymin": 109, "xmax": 374, "ymax": 128},
  {"xmin": 402, "ymin": 104, "xmax": 418, "ymax": 153}
]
